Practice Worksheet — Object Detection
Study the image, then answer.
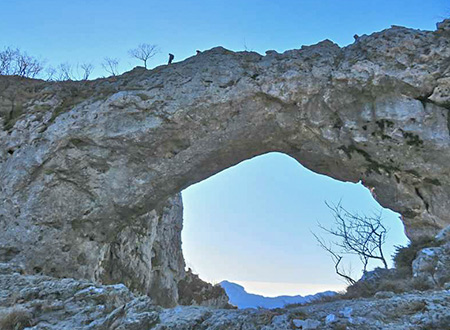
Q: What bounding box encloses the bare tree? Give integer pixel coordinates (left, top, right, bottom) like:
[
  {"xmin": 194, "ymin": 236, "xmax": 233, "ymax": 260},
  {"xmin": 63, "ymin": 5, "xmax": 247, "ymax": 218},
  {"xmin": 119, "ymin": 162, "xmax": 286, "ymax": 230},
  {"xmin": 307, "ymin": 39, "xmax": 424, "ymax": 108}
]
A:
[
  {"xmin": 313, "ymin": 233, "xmax": 357, "ymax": 285},
  {"xmin": 78, "ymin": 63, "xmax": 94, "ymax": 80},
  {"xmin": 102, "ymin": 57, "xmax": 120, "ymax": 76},
  {"xmin": 46, "ymin": 62, "xmax": 94, "ymax": 81},
  {"xmin": 0, "ymin": 47, "xmax": 44, "ymax": 78},
  {"xmin": 313, "ymin": 202, "xmax": 389, "ymax": 283},
  {"xmin": 128, "ymin": 43, "xmax": 158, "ymax": 69},
  {"xmin": 0, "ymin": 47, "xmax": 18, "ymax": 75},
  {"xmin": 45, "ymin": 66, "xmax": 57, "ymax": 81},
  {"xmin": 16, "ymin": 53, "xmax": 44, "ymax": 78},
  {"xmin": 56, "ymin": 62, "xmax": 73, "ymax": 81}
]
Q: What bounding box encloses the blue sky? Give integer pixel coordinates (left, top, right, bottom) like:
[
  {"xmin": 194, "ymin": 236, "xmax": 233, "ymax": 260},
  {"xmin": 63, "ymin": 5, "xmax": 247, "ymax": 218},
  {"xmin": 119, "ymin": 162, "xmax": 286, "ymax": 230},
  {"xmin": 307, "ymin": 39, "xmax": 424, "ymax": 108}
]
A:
[
  {"xmin": 182, "ymin": 153, "xmax": 408, "ymax": 295},
  {"xmin": 2, "ymin": 0, "xmax": 448, "ymax": 296},
  {"xmin": 1, "ymin": 1, "xmax": 448, "ymax": 78}
]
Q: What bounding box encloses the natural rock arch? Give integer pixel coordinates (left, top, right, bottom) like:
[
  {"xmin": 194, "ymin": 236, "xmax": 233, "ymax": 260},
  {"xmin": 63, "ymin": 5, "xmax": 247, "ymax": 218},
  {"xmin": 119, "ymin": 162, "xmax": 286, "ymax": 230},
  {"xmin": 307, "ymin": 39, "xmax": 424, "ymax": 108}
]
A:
[{"xmin": 0, "ymin": 20, "xmax": 449, "ymax": 306}]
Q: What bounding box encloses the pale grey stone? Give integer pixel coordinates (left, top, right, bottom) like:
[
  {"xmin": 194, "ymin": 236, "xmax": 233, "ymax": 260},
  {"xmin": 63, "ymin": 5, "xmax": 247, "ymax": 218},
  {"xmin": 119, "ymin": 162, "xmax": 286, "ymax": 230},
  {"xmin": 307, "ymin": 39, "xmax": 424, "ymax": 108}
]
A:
[
  {"xmin": 292, "ymin": 318, "xmax": 321, "ymax": 329},
  {"xmin": 435, "ymin": 225, "xmax": 450, "ymax": 243},
  {"xmin": 412, "ymin": 242, "xmax": 450, "ymax": 287},
  {"xmin": 325, "ymin": 313, "xmax": 337, "ymax": 324},
  {"xmin": 0, "ymin": 19, "xmax": 450, "ymax": 327},
  {"xmin": 0, "ymin": 265, "xmax": 448, "ymax": 329}
]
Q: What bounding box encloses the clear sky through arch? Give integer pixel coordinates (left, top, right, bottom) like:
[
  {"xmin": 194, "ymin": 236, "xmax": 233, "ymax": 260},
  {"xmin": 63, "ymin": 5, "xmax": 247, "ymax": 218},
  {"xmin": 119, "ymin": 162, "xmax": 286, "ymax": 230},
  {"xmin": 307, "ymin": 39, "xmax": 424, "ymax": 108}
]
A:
[{"xmin": 182, "ymin": 152, "xmax": 409, "ymax": 296}]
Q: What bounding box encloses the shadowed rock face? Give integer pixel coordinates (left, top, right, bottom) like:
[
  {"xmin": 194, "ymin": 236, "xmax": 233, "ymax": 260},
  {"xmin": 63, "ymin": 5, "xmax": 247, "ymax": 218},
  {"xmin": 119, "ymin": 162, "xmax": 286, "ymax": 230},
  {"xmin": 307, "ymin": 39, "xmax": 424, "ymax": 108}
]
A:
[{"xmin": 0, "ymin": 20, "xmax": 449, "ymax": 306}]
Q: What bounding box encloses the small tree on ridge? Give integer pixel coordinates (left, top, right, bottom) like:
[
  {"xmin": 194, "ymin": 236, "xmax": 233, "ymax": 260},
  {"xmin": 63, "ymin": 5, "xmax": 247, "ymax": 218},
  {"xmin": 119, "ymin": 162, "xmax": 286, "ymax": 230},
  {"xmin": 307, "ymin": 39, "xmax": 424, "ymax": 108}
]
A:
[
  {"xmin": 0, "ymin": 47, "xmax": 44, "ymax": 78},
  {"xmin": 102, "ymin": 57, "xmax": 120, "ymax": 76},
  {"xmin": 128, "ymin": 43, "xmax": 158, "ymax": 69}
]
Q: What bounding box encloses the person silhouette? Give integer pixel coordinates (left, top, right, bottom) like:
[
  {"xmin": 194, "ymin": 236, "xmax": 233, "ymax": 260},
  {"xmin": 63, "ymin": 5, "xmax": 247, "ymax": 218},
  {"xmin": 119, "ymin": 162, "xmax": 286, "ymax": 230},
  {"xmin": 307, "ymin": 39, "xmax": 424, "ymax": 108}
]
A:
[{"xmin": 168, "ymin": 53, "xmax": 174, "ymax": 64}]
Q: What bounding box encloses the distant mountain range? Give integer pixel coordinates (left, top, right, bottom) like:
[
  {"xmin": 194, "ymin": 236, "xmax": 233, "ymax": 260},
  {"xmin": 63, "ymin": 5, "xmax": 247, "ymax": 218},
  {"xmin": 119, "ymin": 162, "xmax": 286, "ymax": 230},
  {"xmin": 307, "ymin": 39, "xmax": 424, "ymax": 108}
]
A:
[{"xmin": 220, "ymin": 281, "xmax": 337, "ymax": 309}]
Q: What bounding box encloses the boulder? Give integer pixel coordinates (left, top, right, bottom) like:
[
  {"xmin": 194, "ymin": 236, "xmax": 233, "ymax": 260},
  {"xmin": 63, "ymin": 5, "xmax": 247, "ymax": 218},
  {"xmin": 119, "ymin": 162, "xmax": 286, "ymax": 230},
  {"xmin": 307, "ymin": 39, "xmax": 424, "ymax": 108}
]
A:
[
  {"xmin": 412, "ymin": 226, "xmax": 450, "ymax": 288},
  {"xmin": 177, "ymin": 270, "xmax": 232, "ymax": 309}
]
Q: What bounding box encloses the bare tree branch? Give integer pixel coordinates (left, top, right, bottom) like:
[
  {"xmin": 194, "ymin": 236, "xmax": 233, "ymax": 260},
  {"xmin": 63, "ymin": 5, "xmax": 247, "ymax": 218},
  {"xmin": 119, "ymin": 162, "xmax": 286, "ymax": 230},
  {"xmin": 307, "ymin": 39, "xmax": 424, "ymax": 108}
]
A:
[
  {"xmin": 313, "ymin": 201, "xmax": 389, "ymax": 285},
  {"xmin": 0, "ymin": 47, "xmax": 44, "ymax": 78},
  {"xmin": 102, "ymin": 57, "xmax": 120, "ymax": 76},
  {"xmin": 320, "ymin": 202, "xmax": 389, "ymax": 269},
  {"xmin": 78, "ymin": 63, "xmax": 94, "ymax": 80},
  {"xmin": 45, "ymin": 66, "xmax": 57, "ymax": 81},
  {"xmin": 312, "ymin": 232, "xmax": 356, "ymax": 285},
  {"xmin": 128, "ymin": 43, "xmax": 159, "ymax": 69},
  {"xmin": 0, "ymin": 47, "xmax": 18, "ymax": 75},
  {"xmin": 57, "ymin": 62, "xmax": 73, "ymax": 81}
]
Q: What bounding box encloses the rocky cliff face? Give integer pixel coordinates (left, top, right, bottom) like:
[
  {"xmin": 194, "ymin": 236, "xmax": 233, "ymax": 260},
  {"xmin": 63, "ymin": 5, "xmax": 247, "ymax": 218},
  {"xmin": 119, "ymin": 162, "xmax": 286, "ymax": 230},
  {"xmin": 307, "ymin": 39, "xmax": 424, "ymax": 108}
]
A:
[{"xmin": 0, "ymin": 20, "xmax": 450, "ymax": 307}]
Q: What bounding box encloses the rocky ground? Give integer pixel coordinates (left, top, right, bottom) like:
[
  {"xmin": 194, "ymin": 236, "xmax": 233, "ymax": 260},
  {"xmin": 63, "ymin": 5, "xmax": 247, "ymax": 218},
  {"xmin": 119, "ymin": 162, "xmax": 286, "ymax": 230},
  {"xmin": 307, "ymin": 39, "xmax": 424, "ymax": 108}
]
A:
[{"xmin": 0, "ymin": 263, "xmax": 449, "ymax": 329}]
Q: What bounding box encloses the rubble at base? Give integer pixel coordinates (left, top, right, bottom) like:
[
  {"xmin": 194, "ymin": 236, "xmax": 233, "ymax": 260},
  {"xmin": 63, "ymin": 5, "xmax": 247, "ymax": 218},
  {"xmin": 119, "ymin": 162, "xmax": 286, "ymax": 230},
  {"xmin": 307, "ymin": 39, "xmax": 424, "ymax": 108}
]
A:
[{"xmin": 0, "ymin": 264, "xmax": 449, "ymax": 330}]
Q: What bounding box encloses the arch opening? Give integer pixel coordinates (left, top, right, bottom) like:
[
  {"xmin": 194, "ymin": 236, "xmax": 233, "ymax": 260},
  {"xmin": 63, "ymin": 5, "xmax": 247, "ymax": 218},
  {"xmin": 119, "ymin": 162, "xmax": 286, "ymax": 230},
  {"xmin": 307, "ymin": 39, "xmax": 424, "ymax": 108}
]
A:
[{"xmin": 181, "ymin": 152, "xmax": 409, "ymax": 301}]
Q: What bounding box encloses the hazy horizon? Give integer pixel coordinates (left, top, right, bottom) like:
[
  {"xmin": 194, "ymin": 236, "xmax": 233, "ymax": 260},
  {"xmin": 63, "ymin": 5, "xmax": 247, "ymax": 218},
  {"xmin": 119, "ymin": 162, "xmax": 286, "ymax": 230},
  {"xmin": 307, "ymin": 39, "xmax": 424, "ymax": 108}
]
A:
[{"xmin": 227, "ymin": 280, "xmax": 346, "ymax": 297}]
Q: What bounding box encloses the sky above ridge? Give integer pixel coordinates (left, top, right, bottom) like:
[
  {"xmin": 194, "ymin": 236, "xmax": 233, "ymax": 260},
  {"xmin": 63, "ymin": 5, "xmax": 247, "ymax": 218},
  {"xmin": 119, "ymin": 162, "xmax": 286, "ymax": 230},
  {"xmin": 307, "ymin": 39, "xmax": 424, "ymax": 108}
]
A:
[
  {"xmin": 1, "ymin": 1, "xmax": 448, "ymax": 78},
  {"xmin": 2, "ymin": 0, "xmax": 448, "ymax": 296}
]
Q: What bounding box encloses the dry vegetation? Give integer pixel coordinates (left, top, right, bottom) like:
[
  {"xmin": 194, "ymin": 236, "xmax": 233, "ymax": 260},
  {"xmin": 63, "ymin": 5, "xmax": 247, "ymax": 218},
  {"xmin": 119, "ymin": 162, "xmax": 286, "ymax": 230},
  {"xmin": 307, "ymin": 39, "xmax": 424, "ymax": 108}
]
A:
[
  {"xmin": 1, "ymin": 42, "xmax": 159, "ymax": 81},
  {"xmin": 0, "ymin": 307, "xmax": 34, "ymax": 330},
  {"xmin": 285, "ymin": 237, "xmax": 445, "ymax": 309}
]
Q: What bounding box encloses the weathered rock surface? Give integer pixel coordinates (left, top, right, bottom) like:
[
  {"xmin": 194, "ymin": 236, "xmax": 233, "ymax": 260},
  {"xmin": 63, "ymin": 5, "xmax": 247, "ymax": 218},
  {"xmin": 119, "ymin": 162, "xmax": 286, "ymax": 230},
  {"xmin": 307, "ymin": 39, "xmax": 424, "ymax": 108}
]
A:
[
  {"xmin": 413, "ymin": 225, "xmax": 450, "ymax": 288},
  {"xmin": 0, "ymin": 266, "xmax": 449, "ymax": 329},
  {"xmin": 1, "ymin": 20, "xmax": 450, "ymax": 307},
  {"xmin": 177, "ymin": 270, "xmax": 232, "ymax": 309}
]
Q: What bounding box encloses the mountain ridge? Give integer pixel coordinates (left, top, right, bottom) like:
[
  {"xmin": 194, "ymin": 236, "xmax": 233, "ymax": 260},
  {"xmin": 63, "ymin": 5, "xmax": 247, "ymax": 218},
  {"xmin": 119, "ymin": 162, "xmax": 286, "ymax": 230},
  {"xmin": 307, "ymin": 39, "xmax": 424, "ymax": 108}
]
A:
[{"xmin": 220, "ymin": 280, "xmax": 337, "ymax": 309}]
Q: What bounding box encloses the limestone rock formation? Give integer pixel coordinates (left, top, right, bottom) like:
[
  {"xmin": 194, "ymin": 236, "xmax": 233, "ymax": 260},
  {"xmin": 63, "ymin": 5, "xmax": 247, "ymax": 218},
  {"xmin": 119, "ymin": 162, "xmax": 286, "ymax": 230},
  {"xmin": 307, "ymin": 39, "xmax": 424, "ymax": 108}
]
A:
[
  {"xmin": 413, "ymin": 225, "xmax": 450, "ymax": 288},
  {"xmin": 0, "ymin": 265, "xmax": 449, "ymax": 329},
  {"xmin": 1, "ymin": 19, "xmax": 450, "ymax": 308},
  {"xmin": 177, "ymin": 270, "xmax": 232, "ymax": 309}
]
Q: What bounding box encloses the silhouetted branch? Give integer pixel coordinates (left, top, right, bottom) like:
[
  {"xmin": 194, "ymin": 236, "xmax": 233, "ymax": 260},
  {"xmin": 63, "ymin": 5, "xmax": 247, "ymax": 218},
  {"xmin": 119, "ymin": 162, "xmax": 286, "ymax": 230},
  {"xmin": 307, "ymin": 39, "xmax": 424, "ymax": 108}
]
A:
[
  {"xmin": 128, "ymin": 43, "xmax": 158, "ymax": 69},
  {"xmin": 312, "ymin": 232, "xmax": 357, "ymax": 285},
  {"xmin": 313, "ymin": 201, "xmax": 389, "ymax": 284},
  {"xmin": 78, "ymin": 63, "xmax": 94, "ymax": 80},
  {"xmin": 0, "ymin": 47, "xmax": 44, "ymax": 78},
  {"xmin": 102, "ymin": 57, "xmax": 120, "ymax": 76}
]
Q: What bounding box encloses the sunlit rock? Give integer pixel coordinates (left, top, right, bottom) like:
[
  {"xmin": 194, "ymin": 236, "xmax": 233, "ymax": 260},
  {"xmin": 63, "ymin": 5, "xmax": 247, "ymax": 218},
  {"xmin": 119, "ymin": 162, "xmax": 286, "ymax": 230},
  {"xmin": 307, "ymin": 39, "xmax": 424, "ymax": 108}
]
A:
[{"xmin": 0, "ymin": 19, "xmax": 450, "ymax": 308}]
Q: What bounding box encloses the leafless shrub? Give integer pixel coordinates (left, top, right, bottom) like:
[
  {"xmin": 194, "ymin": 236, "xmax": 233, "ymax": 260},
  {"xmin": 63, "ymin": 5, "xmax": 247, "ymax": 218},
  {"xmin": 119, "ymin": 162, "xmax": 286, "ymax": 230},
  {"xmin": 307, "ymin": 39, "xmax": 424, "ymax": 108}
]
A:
[
  {"xmin": 102, "ymin": 57, "xmax": 120, "ymax": 76},
  {"xmin": 0, "ymin": 47, "xmax": 18, "ymax": 75},
  {"xmin": 313, "ymin": 202, "xmax": 389, "ymax": 285},
  {"xmin": 128, "ymin": 43, "xmax": 158, "ymax": 69},
  {"xmin": 56, "ymin": 62, "xmax": 73, "ymax": 81},
  {"xmin": 0, "ymin": 47, "xmax": 44, "ymax": 78},
  {"xmin": 45, "ymin": 65, "xmax": 57, "ymax": 81},
  {"xmin": 46, "ymin": 62, "xmax": 94, "ymax": 81},
  {"xmin": 78, "ymin": 63, "xmax": 94, "ymax": 80},
  {"xmin": 16, "ymin": 53, "xmax": 44, "ymax": 78},
  {"xmin": 0, "ymin": 307, "xmax": 33, "ymax": 330}
]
